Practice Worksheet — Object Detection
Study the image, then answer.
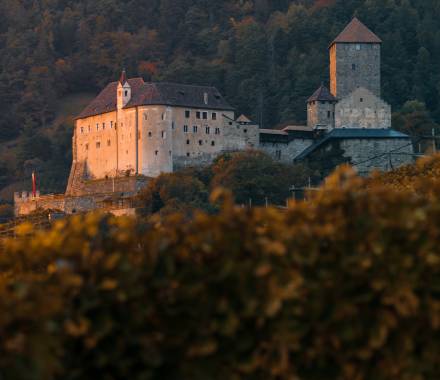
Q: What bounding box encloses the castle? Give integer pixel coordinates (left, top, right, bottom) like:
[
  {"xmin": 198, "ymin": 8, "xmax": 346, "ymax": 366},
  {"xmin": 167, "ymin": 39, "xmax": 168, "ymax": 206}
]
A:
[{"xmin": 15, "ymin": 18, "xmax": 414, "ymax": 216}]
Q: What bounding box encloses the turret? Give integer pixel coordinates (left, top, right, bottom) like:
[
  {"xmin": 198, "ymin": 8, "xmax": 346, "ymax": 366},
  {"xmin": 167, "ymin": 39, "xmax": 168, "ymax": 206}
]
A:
[
  {"xmin": 307, "ymin": 84, "xmax": 337, "ymax": 130},
  {"xmin": 117, "ymin": 69, "xmax": 131, "ymax": 110}
]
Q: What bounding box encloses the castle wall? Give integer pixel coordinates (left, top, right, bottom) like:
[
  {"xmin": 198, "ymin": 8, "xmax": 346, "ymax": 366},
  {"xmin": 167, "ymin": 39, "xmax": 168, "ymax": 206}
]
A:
[
  {"xmin": 339, "ymin": 138, "xmax": 414, "ymax": 175},
  {"xmin": 330, "ymin": 43, "xmax": 381, "ymax": 99},
  {"xmin": 75, "ymin": 111, "xmax": 118, "ymax": 178},
  {"xmin": 335, "ymin": 88, "xmax": 391, "ymax": 129},
  {"xmin": 117, "ymin": 108, "xmax": 138, "ymax": 175},
  {"xmin": 260, "ymin": 139, "xmax": 314, "ymax": 163}
]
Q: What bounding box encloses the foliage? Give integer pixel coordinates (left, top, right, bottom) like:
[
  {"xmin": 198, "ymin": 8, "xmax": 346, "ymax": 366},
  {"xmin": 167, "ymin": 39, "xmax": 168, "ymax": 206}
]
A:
[
  {"xmin": 0, "ymin": 204, "xmax": 13, "ymax": 223},
  {"xmin": 138, "ymin": 151, "xmax": 310, "ymax": 213},
  {"xmin": 1, "ymin": 163, "xmax": 440, "ymax": 379}
]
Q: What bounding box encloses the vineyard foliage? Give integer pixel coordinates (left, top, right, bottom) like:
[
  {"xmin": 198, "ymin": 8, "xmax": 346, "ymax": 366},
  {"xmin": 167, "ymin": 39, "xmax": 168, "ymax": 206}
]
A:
[{"xmin": 1, "ymin": 160, "xmax": 440, "ymax": 379}]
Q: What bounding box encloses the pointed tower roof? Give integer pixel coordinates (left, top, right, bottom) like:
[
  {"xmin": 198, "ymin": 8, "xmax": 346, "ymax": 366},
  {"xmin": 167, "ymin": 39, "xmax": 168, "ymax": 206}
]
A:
[
  {"xmin": 119, "ymin": 69, "xmax": 128, "ymax": 85},
  {"xmin": 307, "ymin": 84, "xmax": 337, "ymax": 103},
  {"xmin": 331, "ymin": 17, "xmax": 382, "ymax": 46}
]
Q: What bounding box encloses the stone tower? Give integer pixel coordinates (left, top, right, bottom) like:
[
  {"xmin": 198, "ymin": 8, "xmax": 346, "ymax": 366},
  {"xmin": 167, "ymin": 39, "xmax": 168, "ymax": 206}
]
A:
[
  {"xmin": 329, "ymin": 18, "xmax": 382, "ymax": 99},
  {"xmin": 117, "ymin": 69, "xmax": 131, "ymax": 109},
  {"xmin": 307, "ymin": 84, "xmax": 337, "ymax": 129}
]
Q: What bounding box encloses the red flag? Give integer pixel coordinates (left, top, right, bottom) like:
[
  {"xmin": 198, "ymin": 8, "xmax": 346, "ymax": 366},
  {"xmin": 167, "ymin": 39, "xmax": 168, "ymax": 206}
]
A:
[{"xmin": 32, "ymin": 171, "xmax": 37, "ymax": 197}]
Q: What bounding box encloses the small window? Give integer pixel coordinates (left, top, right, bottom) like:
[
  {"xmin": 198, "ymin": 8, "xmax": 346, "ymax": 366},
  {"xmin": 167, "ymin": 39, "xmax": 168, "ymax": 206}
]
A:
[
  {"xmin": 193, "ymin": 125, "xmax": 198, "ymax": 133},
  {"xmin": 211, "ymin": 141, "xmax": 215, "ymax": 146},
  {"xmin": 185, "ymin": 110, "xmax": 190, "ymax": 118},
  {"xmin": 161, "ymin": 113, "xmax": 165, "ymax": 120},
  {"xmin": 148, "ymin": 131, "xmax": 152, "ymax": 137},
  {"xmin": 80, "ymin": 127, "xmax": 84, "ymax": 133},
  {"xmin": 212, "ymin": 112, "xmax": 217, "ymax": 120},
  {"xmin": 196, "ymin": 111, "xmax": 201, "ymax": 119},
  {"xmin": 186, "ymin": 139, "xmax": 190, "ymax": 145},
  {"xmin": 110, "ymin": 121, "xmax": 113, "ymax": 128},
  {"xmin": 144, "ymin": 113, "xmax": 148, "ymax": 120},
  {"xmin": 88, "ymin": 126, "xmax": 91, "ymax": 132},
  {"xmin": 229, "ymin": 122, "xmax": 233, "ymax": 126},
  {"xmin": 96, "ymin": 142, "xmax": 101, "ymax": 149},
  {"xmin": 244, "ymin": 129, "xmax": 248, "ymax": 133},
  {"xmin": 202, "ymin": 112, "xmax": 208, "ymax": 120},
  {"xmin": 102, "ymin": 123, "xmax": 105, "ymax": 130},
  {"xmin": 186, "ymin": 152, "xmax": 190, "ymax": 157},
  {"xmin": 199, "ymin": 140, "xmax": 203, "ymax": 146},
  {"xmin": 172, "ymin": 122, "xmax": 175, "ymax": 129},
  {"xmin": 155, "ymin": 150, "xmax": 158, "ymax": 156},
  {"xmin": 360, "ymin": 98, "xmax": 364, "ymax": 102},
  {"xmin": 205, "ymin": 126, "xmax": 210, "ymax": 134},
  {"xmin": 215, "ymin": 128, "xmax": 220, "ymax": 135},
  {"xmin": 85, "ymin": 143, "xmax": 89, "ymax": 151},
  {"xmin": 124, "ymin": 90, "xmax": 128, "ymax": 96},
  {"xmin": 184, "ymin": 125, "xmax": 188, "ymax": 133},
  {"xmin": 162, "ymin": 131, "xmax": 166, "ymax": 139},
  {"xmin": 352, "ymin": 64, "xmax": 356, "ymax": 71},
  {"xmin": 96, "ymin": 123, "xmax": 99, "ymax": 131},
  {"xmin": 327, "ymin": 111, "xmax": 331, "ymax": 118},
  {"xmin": 107, "ymin": 140, "xmax": 111, "ymax": 146}
]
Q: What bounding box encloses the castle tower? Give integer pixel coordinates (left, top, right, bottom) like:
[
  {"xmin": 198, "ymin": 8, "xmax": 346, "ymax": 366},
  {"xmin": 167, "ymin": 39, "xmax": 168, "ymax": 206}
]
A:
[
  {"xmin": 307, "ymin": 84, "xmax": 337, "ymax": 129},
  {"xmin": 329, "ymin": 18, "xmax": 382, "ymax": 99},
  {"xmin": 117, "ymin": 69, "xmax": 131, "ymax": 109}
]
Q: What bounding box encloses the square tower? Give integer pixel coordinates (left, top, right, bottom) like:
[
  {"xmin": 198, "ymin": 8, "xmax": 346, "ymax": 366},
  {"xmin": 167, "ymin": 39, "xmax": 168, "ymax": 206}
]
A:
[
  {"xmin": 307, "ymin": 84, "xmax": 337, "ymax": 129},
  {"xmin": 330, "ymin": 18, "xmax": 382, "ymax": 99}
]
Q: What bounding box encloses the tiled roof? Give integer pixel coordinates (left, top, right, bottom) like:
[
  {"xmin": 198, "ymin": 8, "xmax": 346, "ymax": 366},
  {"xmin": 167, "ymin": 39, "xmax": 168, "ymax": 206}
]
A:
[
  {"xmin": 77, "ymin": 79, "xmax": 234, "ymax": 119},
  {"xmin": 295, "ymin": 128, "xmax": 410, "ymax": 160},
  {"xmin": 331, "ymin": 17, "xmax": 382, "ymax": 45},
  {"xmin": 307, "ymin": 85, "xmax": 337, "ymax": 103}
]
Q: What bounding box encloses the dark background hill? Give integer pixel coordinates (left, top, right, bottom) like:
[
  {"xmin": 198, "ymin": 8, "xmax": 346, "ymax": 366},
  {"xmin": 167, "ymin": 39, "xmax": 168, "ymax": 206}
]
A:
[{"xmin": 0, "ymin": 0, "xmax": 439, "ymax": 199}]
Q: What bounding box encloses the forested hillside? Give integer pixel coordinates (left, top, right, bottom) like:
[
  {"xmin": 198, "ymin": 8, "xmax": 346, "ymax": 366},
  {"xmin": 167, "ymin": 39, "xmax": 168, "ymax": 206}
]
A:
[{"xmin": 0, "ymin": 0, "xmax": 439, "ymax": 197}]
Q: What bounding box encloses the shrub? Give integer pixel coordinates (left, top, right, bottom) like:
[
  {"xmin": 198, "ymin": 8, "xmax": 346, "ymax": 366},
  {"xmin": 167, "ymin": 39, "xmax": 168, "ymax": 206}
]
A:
[{"xmin": 0, "ymin": 165, "xmax": 440, "ymax": 379}]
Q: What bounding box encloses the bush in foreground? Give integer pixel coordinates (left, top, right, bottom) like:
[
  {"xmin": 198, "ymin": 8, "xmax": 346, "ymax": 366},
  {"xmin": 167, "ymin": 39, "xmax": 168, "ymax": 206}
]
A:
[{"xmin": 0, "ymin": 166, "xmax": 439, "ymax": 380}]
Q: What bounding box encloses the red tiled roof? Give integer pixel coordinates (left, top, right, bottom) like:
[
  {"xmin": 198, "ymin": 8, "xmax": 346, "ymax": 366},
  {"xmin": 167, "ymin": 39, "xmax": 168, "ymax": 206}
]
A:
[
  {"xmin": 307, "ymin": 85, "xmax": 337, "ymax": 102},
  {"xmin": 331, "ymin": 17, "xmax": 382, "ymax": 45},
  {"xmin": 77, "ymin": 79, "xmax": 234, "ymax": 119}
]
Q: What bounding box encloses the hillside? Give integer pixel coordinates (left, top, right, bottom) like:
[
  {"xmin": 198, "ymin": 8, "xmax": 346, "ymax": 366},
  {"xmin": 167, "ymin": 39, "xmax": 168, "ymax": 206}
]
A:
[{"xmin": 0, "ymin": 0, "xmax": 439, "ymax": 198}]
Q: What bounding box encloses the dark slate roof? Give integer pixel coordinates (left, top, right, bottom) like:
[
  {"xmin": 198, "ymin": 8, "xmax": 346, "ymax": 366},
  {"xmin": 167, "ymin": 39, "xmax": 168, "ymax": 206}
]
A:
[
  {"xmin": 77, "ymin": 79, "xmax": 234, "ymax": 119},
  {"xmin": 331, "ymin": 17, "xmax": 382, "ymax": 46},
  {"xmin": 260, "ymin": 127, "xmax": 314, "ymax": 144},
  {"xmin": 295, "ymin": 128, "xmax": 410, "ymax": 160},
  {"xmin": 307, "ymin": 85, "xmax": 337, "ymax": 103}
]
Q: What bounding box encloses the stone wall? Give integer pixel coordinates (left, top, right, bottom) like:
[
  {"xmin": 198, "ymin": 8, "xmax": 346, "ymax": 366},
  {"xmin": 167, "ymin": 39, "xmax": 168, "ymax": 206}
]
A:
[
  {"xmin": 335, "ymin": 88, "xmax": 391, "ymax": 129},
  {"xmin": 260, "ymin": 138, "xmax": 314, "ymax": 164},
  {"xmin": 307, "ymin": 101, "xmax": 335, "ymax": 129},
  {"xmin": 339, "ymin": 138, "xmax": 414, "ymax": 175},
  {"xmin": 330, "ymin": 43, "xmax": 381, "ymax": 99}
]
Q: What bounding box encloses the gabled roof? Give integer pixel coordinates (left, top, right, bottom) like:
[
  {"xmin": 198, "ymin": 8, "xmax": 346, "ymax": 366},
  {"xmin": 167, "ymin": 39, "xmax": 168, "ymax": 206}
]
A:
[
  {"xmin": 308, "ymin": 85, "xmax": 337, "ymax": 103},
  {"xmin": 295, "ymin": 128, "xmax": 410, "ymax": 161},
  {"xmin": 331, "ymin": 17, "xmax": 382, "ymax": 46},
  {"xmin": 77, "ymin": 78, "xmax": 234, "ymax": 119}
]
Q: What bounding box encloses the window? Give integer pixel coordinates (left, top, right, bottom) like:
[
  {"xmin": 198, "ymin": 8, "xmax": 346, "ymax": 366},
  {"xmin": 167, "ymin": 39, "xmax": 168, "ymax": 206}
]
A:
[
  {"xmin": 205, "ymin": 126, "xmax": 210, "ymax": 134},
  {"xmin": 85, "ymin": 143, "xmax": 89, "ymax": 151},
  {"xmin": 186, "ymin": 152, "xmax": 190, "ymax": 157},
  {"xmin": 196, "ymin": 111, "xmax": 201, "ymax": 119},
  {"xmin": 110, "ymin": 121, "xmax": 113, "ymax": 128},
  {"xmin": 186, "ymin": 139, "xmax": 190, "ymax": 145},
  {"xmin": 96, "ymin": 123, "xmax": 99, "ymax": 131},
  {"xmin": 352, "ymin": 64, "xmax": 356, "ymax": 71},
  {"xmin": 124, "ymin": 90, "xmax": 128, "ymax": 96},
  {"xmin": 199, "ymin": 140, "xmax": 203, "ymax": 146},
  {"xmin": 148, "ymin": 131, "xmax": 152, "ymax": 137},
  {"xmin": 327, "ymin": 111, "xmax": 331, "ymax": 118},
  {"xmin": 185, "ymin": 110, "xmax": 190, "ymax": 118},
  {"xmin": 102, "ymin": 123, "xmax": 105, "ymax": 130},
  {"xmin": 193, "ymin": 125, "xmax": 198, "ymax": 133},
  {"xmin": 202, "ymin": 112, "xmax": 208, "ymax": 120},
  {"xmin": 144, "ymin": 114, "xmax": 148, "ymax": 120},
  {"xmin": 161, "ymin": 113, "xmax": 165, "ymax": 120},
  {"xmin": 360, "ymin": 98, "xmax": 364, "ymax": 102},
  {"xmin": 215, "ymin": 128, "xmax": 220, "ymax": 135},
  {"xmin": 80, "ymin": 127, "xmax": 84, "ymax": 134},
  {"xmin": 211, "ymin": 141, "xmax": 215, "ymax": 146},
  {"xmin": 107, "ymin": 140, "xmax": 111, "ymax": 146},
  {"xmin": 96, "ymin": 142, "xmax": 101, "ymax": 149},
  {"xmin": 229, "ymin": 122, "xmax": 233, "ymax": 126},
  {"xmin": 183, "ymin": 125, "xmax": 188, "ymax": 133},
  {"xmin": 244, "ymin": 129, "xmax": 248, "ymax": 133},
  {"xmin": 162, "ymin": 131, "xmax": 166, "ymax": 139},
  {"xmin": 212, "ymin": 112, "xmax": 217, "ymax": 120},
  {"xmin": 169, "ymin": 151, "xmax": 172, "ymax": 156},
  {"xmin": 88, "ymin": 126, "xmax": 91, "ymax": 132},
  {"xmin": 172, "ymin": 122, "xmax": 175, "ymax": 130},
  {"xmin": 155, "ymin": 150, "xmax": 158, "ymax": 156}
]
